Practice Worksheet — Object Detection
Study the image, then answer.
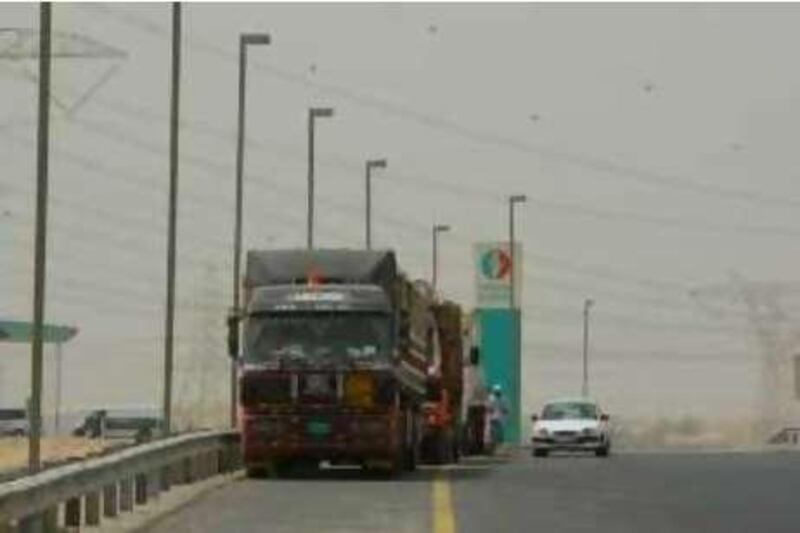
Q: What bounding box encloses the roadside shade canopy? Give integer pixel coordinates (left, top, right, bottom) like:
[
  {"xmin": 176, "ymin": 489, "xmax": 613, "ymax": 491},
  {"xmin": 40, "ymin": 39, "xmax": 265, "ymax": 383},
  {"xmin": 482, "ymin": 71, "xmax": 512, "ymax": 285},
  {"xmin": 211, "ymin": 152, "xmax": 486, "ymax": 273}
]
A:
[{"xmin": 0, "ymin": 320, "xmax": 78, "ymax": 344}]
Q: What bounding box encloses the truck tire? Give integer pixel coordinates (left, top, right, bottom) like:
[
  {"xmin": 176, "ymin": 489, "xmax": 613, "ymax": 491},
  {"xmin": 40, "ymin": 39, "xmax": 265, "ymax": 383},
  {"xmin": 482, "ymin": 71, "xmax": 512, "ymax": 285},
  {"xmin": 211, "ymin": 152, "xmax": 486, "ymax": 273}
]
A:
[
  {"xmin": 403, "ymin": 410, "xmax": 419, "ymax": 472},
  {"xmin": 432, "ymin": 431, "xmax": 453, "ymax": 465},
  {"xmin": 271, "ymin": 460, "xmax": 296, "ymax": 478},
  {"xmin": 245, "ymin": 466, "xmax": 267, "ymax": 479}
]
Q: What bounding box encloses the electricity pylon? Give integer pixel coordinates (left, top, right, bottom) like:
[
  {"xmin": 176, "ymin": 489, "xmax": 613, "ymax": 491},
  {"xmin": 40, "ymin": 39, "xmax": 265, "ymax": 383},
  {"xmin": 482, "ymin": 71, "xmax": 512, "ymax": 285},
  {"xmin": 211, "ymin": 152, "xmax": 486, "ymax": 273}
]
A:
[{"xmin": 690, "ymin": 273, "xmax": 800, "ymax": 440}]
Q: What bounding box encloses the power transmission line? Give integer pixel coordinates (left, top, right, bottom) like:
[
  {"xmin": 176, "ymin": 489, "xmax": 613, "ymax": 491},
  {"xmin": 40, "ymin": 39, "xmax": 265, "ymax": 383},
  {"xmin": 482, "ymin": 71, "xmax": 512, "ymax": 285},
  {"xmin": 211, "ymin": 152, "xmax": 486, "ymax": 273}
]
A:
[
  {"xmin": 34, "ymin": 64, "xmax": 800, "ymax": 243},
  {"xmin": 77, "ymin": 3, "xmax": 800, "ymax": 211}
]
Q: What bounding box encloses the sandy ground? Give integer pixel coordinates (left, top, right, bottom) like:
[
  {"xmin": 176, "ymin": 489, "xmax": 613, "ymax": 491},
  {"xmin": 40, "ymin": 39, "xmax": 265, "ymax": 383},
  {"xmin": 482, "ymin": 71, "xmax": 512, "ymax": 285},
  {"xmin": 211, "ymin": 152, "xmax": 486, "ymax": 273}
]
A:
[{"xmin": 0, "ymin": 436, "xmax": 110, "ymax": 473}]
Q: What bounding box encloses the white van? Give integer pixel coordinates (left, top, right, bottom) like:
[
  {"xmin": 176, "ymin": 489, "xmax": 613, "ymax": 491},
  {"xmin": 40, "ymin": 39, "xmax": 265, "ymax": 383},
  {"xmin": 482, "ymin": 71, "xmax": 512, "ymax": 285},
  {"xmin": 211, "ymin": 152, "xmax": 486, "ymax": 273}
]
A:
[{"xmin": 0, "ymin": 408, "xmax": 29, "ymax": 437}]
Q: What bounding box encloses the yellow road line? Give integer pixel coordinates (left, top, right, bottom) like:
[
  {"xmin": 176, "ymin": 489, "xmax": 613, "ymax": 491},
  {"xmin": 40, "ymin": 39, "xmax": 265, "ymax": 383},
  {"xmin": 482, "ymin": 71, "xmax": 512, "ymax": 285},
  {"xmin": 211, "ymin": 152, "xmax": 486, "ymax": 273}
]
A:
[{"xmin": 432, "ymin": 471, "xmax": 456, "ymax": 533}]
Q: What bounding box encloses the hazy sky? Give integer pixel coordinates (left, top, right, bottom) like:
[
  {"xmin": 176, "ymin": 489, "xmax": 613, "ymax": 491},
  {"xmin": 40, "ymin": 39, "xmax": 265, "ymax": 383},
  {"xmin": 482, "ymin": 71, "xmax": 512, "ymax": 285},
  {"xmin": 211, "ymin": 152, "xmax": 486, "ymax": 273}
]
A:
[{"xmin": 3, "ymin": 3, "xmax": 800, "ymax": 427}]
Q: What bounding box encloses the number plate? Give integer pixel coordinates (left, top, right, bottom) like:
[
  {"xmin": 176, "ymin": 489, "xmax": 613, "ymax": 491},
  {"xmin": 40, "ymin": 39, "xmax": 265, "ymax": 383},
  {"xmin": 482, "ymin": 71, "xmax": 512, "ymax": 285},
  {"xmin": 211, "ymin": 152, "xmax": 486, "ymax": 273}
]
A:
[{"xmin": 307, "ymin": 420, "xmax": 331, "ymax": 437}]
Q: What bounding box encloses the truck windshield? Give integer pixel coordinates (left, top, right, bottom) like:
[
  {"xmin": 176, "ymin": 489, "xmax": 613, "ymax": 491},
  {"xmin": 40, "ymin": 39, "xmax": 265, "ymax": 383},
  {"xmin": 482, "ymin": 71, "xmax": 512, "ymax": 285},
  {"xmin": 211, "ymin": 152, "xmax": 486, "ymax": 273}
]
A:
[{"xmin": 245, "ymin": 312, "xmax": 390, "ymax": 365}]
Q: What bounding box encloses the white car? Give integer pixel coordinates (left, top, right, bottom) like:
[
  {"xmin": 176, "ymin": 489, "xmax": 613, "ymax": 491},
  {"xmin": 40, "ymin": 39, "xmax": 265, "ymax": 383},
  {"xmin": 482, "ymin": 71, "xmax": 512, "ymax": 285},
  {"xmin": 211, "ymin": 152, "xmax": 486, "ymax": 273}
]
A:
[{"xmin": 530, "ymin": 399, "xmax": 611, "ymax": 457}]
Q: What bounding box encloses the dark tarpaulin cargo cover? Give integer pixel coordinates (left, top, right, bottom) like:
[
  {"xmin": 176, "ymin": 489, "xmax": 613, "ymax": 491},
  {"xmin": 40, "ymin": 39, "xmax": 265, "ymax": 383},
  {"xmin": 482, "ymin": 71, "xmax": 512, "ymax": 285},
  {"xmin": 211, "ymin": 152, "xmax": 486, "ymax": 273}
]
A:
[{"xmin": 245, "ymin": 249, "xmax": 397, "ymax": 292}]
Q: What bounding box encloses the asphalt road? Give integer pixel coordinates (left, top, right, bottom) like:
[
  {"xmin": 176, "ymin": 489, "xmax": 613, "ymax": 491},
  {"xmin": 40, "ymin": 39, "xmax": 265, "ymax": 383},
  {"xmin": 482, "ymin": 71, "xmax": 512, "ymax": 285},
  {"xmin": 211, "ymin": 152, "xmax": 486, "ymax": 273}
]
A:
[{"xmin": 144, "ymin": 450, "xmax": 800, "ymax": 533}]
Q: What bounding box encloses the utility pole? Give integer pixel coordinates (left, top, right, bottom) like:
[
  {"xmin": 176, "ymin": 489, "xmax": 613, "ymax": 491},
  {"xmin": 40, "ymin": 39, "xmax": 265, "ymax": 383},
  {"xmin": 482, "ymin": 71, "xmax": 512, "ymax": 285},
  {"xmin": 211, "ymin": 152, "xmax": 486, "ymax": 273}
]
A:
[
  {"xmin": 508, "ymin": 194, "xmax": 526, "ymax": 444},
  {"xmin": 163, "ymin": 1, "xmax": 181, "ymax": 437},
  {"xmin": 54, "ymin": 342, "xmax": 62, "ymax": 435},
  {"xmin": 432, "ymin": 224, "xmax": 450, "ymax": 293},
  {"xmin": 307, "ymin": 107, "xmax": 334, "ymax": 249},
  {"xmin": 582, "ymin": 298, "xmax": 594, "ymax": 398},
  {"xmin": 29, "ymin": 0, "xmax": 52, "ymax": 473},
  {"xmin": 365, "ymin": 159, "xmax": 387, "ymax": 250},
  {"xmin": 232, "ymin": 32, "xmax": 270, "ymax": 429}
]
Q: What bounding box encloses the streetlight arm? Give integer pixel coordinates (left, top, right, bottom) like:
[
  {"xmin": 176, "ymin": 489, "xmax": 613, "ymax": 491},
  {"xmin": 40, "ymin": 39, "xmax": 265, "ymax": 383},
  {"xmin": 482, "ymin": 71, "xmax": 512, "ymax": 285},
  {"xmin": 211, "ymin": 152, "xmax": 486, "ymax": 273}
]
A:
[{"xmin": 241, "ymin": 33, "xmax": 271, "ymax": 45}]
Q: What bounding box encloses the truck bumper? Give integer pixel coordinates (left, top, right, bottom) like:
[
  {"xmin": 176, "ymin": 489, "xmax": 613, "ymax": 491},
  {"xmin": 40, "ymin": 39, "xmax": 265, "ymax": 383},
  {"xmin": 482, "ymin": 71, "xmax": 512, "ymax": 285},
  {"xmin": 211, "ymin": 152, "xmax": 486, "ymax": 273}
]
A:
[{"xmin": 242, "ymin": 412, "xmax": 401, "ymax": 466}]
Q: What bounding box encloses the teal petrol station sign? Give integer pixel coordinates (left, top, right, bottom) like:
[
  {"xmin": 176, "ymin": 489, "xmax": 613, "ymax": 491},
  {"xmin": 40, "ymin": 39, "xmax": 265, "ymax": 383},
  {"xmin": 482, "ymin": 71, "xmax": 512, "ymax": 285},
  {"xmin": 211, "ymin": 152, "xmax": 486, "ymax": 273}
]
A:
[
  {"xmin": 473, "ymin": 241, "xmax": 523, "ymax": 444},
  {"xmin": 476, "ymin": 308, "xmax": 521, "ymax": 443},
  {"xmin": 473, "ymin": 242, "xmax": 521, "ymax": 309}
]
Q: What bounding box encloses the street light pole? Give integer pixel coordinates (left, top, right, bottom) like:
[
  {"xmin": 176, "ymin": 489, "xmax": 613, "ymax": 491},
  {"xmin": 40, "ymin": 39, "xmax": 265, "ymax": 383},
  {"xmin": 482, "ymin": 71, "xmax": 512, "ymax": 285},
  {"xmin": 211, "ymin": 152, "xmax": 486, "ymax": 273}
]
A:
[
  {"xmin": 582, "ymin": 298, "xmax": 594, "ymax": 398},
  {"xmin": 432, "ymin": 224, "xmax": 451, "ymax": 293},
  {"xmin": 365, "ymin": 159, "xmax": 387, "ymax": 250},
  {"xmin": 508, "ymin": 195, "xmax": 527, "ymax": 309},
  {"xmin": 508, "ymin": 194, "xmax": 526, "ymax": 445},
  {"xmin": 307, "ymin": 107, "xmax": 334, "ymax": 249},
  {"xmin": 29, "ymin": 0, "xmax": 52, "ymax": 472},
  {"xmin": 163, "ymin": 1, "xmax": 182, "ymax": 437},
  {"xmin": 232, "ymin": 32, "xmax": 270, "ymax": 429}
]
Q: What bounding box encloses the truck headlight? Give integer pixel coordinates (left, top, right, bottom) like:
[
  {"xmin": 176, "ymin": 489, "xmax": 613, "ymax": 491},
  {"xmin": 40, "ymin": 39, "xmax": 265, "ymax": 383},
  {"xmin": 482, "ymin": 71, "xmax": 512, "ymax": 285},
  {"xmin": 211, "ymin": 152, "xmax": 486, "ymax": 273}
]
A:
[
  {"xmin": 345, "ymin": 373, "xmax": 374, "ymax": 407},
  {"xmin": 582, "ymin": 428, "xmax": 598, "ymax": 436},
  {"xmin": 536, "ymin": 427, "xmax": 549, "ymax": 437}
]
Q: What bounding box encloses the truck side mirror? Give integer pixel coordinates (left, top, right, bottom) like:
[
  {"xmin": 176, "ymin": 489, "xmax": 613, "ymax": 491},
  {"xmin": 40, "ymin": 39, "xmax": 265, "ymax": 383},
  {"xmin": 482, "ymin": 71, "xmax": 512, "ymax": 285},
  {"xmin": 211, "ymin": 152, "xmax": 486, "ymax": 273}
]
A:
[
  {"xmin": 399, "ymin": 311, "xmax": 410, "ymax": 338},
  {"xmin": 226, "ymin": 311, "xmax": 240, "ymax": 359},
  {"xmin": 469, "ymin": 346, "xmax": 480, "ymax": 365}
]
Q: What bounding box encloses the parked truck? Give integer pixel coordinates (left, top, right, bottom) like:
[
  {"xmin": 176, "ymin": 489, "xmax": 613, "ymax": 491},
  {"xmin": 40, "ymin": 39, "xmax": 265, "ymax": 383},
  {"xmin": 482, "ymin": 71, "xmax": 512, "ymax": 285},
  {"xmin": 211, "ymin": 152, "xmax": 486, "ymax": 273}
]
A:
[
  {"xmin": 419, "ymin": 300, "xmax": 464, "ymax": 464},
  {"xmin": 228, "ymin": 249, "xmax": 448, "ymax": 477}
]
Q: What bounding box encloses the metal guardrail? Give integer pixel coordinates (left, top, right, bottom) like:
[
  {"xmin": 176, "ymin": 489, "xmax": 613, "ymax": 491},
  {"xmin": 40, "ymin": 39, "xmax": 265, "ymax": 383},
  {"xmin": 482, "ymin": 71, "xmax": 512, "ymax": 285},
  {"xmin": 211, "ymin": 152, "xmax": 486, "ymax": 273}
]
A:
[
  {"xmin": 0, "ymin": 441, "xmax": 132, "ymax": 486},
  {"xmin": 0, "ymin": 430, "xmax": 240, "ymax": 532}
]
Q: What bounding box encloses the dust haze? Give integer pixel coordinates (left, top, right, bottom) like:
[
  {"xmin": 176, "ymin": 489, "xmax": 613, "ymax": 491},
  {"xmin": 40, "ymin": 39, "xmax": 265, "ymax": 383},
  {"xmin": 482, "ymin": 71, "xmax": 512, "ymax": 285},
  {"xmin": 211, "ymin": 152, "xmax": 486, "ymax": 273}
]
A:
[{"xmin": 3, "ymin": 3, "xmax": 800, "ymax": 447}]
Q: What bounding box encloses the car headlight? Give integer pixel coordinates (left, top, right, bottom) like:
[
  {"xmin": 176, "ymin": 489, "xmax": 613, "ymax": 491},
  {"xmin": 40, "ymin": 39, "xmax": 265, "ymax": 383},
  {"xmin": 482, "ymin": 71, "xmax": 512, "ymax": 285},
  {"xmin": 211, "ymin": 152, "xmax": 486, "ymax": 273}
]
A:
[
  {"xmin": 536, "ymin": 427, "xmax": 549, "ymax": 436},
  {"xmin": 582, "ymin": 427, "xmax": 598, "ymax": 436}
]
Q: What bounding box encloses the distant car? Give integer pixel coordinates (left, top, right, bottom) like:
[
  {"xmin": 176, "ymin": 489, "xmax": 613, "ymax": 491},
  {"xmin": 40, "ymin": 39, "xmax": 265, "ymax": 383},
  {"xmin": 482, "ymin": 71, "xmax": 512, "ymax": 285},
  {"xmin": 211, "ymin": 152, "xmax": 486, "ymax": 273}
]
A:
[
  {"xmin": 0, "ymin": 408, "xmax": 29, "ymax": 437},
  {"xmin": 73, "ymin": 408, "xmax": 161, "ymax": 444},
  {"xmin": 530, "ymin": 399, "xmax": 611, "ymax": 457}
]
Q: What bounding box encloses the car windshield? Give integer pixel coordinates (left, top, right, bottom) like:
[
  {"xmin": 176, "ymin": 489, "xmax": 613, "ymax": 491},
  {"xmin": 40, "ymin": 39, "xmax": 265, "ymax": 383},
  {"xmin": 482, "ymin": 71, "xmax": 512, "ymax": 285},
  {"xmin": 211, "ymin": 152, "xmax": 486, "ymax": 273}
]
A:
[
  {"xmin": 542, "ymin": 402, "xmax": 598, "ymax": 420},
  {"xmin": 245, "ymin": 312, "xmax": 390, "ymax": 366},
  {"xmin": 0, "ymin": 409, "xmax": 26, "ymax": 421}
]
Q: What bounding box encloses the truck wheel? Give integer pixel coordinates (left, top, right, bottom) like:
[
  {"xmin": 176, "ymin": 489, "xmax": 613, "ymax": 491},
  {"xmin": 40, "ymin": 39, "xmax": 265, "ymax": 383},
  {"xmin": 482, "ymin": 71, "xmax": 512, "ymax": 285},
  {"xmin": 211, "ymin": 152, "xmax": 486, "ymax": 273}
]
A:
[
  {"xmin": 433, "ymin": 433, "xmax": 453, "ymax": 465},
  {"xmin": 532, "ymin": 448, "xmax": 549, "ymax": 458},
  {"xmin": 595, "ymin": 445, "xmax": 610, "ymax": 457},
  {"xmin": 404, "ymin": 438, "xmax": 418, "ymax": 472},
  {"xmin": 245, "ymin": 466, "xmax": 267, "ymax": 479},
  {"xmin": 270, "ymin": 460, "xmax": 295, "ymax": 478}
]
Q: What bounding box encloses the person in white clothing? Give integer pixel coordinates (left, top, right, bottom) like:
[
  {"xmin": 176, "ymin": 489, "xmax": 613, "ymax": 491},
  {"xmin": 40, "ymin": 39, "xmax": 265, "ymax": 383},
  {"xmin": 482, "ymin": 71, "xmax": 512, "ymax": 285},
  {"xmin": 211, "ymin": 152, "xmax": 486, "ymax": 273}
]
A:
[{"xmin": 488, "ymin": 384, "xmax": 510, "ymax": 447}]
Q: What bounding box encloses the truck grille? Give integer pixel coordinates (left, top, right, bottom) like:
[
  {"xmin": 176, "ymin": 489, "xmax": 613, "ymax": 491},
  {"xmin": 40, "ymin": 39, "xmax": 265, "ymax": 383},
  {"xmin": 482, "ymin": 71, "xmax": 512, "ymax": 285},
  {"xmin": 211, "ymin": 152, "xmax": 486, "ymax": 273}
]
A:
[
  {"xmin": 241, "ymin": 373, "xmax": 292, "ymax": 406},
  {"xmin": 299, "ymin": 374, "xmax": 338, "ymax": 403}
]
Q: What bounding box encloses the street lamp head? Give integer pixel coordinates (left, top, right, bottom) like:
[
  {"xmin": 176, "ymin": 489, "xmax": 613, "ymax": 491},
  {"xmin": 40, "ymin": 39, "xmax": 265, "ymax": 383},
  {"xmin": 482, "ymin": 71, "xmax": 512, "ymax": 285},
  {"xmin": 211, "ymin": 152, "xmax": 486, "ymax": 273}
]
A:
[
  {"xmin": 585, "ymin": 298, "xmax": 594, "ymax": 309},
  {"xmin": 510, "ymin": 194, "xmax": 528, "ymax": 204},
  {"xmin": 241, "ymin": 33, "xmax": 271, "ymax": 46},
  {"xmin": 311, "ymin": 107, "xmax": 335, "ymax": 118},
  {"xmin": 367, "ymin": 159, "xmax": 388, "ymax": 169},
  {"xmin": 434, "ymin": 224, "xmax": 451, "ymax": 233}
]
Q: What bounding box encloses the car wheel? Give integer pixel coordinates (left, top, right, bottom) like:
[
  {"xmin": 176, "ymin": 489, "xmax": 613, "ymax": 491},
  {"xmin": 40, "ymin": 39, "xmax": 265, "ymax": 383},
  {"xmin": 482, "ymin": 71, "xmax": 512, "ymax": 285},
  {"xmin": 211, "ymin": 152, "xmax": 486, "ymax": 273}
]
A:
[
  {"xmin": 532, "ymin": 448, "xmax": 549, "ymax": 457},
  {"xmin": 595, "ymin": 445, "xmax": 610, "ymax": 457}
]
